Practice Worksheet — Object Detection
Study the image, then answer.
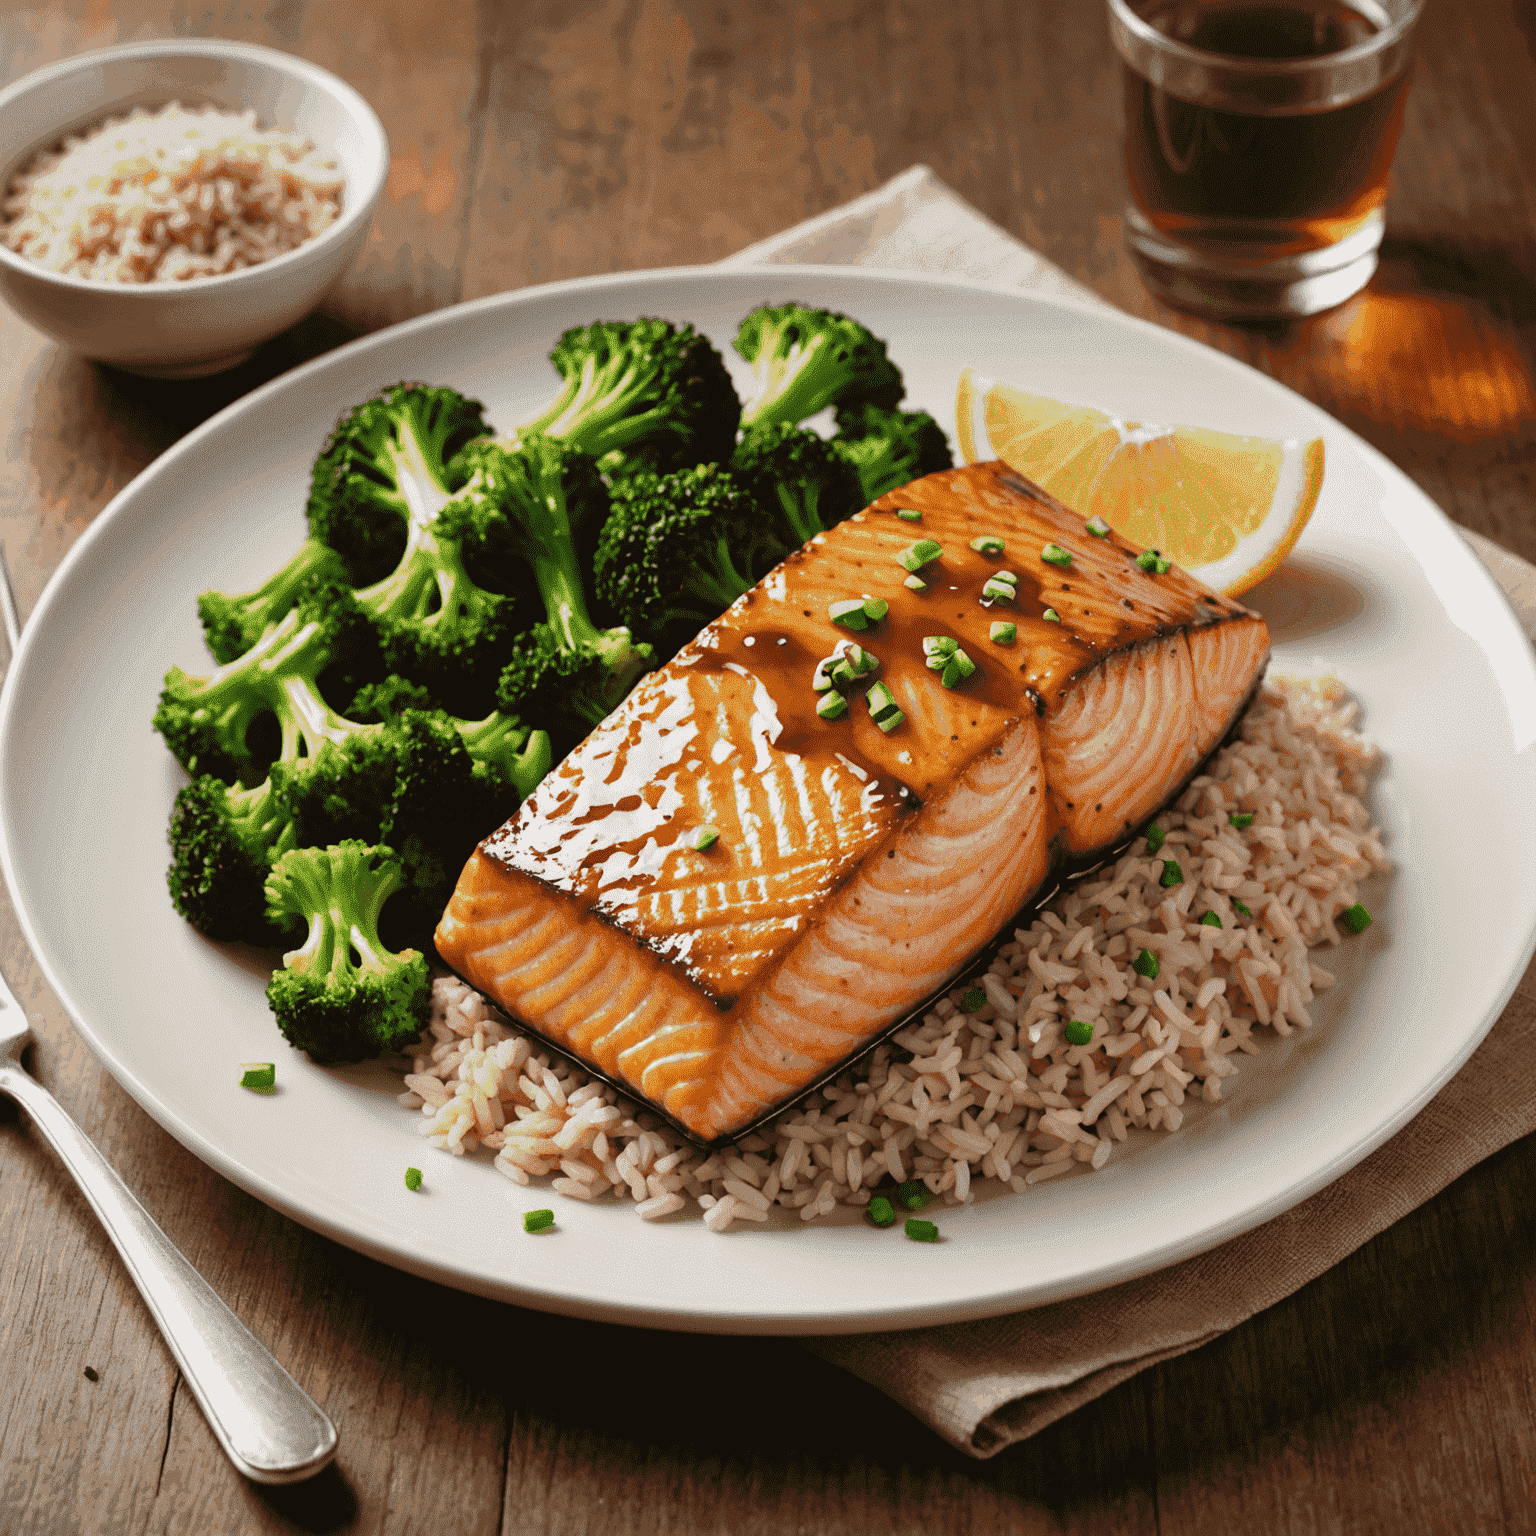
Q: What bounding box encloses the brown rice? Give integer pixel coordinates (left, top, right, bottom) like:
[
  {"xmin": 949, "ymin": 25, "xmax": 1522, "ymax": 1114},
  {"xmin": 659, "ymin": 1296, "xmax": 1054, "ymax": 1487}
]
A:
[
  {"xmin": 3, "ymin": 102, "xmax": 343, "ymax": 282},
  {"xmin": 399, "ymin": 673, "xmax": 1390, "ymax": 1232}
]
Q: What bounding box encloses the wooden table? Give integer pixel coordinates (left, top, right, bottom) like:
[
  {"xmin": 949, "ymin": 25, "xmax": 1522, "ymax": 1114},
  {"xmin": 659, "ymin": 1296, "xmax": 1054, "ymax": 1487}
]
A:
[{"xmin": 4, "ymin": 2, "xmax": 1535, "ymax": 1530}]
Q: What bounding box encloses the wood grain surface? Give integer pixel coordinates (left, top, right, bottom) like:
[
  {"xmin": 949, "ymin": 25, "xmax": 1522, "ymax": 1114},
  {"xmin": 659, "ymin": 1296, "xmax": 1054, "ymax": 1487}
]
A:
[{"xmin": 3, "ymin": 1, "xmax": 1536, "ymax": 1531}]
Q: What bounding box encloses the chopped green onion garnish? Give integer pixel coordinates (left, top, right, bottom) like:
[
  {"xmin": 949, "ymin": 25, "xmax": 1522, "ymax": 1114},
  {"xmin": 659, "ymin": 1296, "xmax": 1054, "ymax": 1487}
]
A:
[
  {"xmin": 940, "ymin": 651, "xmax": 976, "ymax": 689},
  {"xmin": 922, "ymin": 634, "xmax": 958, "ymax": 662},
  {"xmin": 982, "ymin": 576, "xmax": 1016, "ymax": 603},
  {"xmin": 905, "ymin": 1217, "xmax": 939, "ymax": 1242},
  {"xmin": 816, "ymin": 692, "xmax": 849, "ymax": 720},
  {"xmin": 836, "ymin": 643, "xmax": 879, "ymax": 678},
  {"xmin": 990, "ymin": 621, "xmax": 1017, "ymax": 644},
  {"xmin": 865, "ymin": 680, "xmax": 905, "ymax": 731},
  {"xmin": 1132, "ymin": 947, "xmax": 1160, "ymax": 979},
  {"xmin": 896, "ymin": 508, "xmax": 923, "ymax": 522},
  {"xmin": 1340, "ymin": 903, "xmax": 1372, "ymax": 934},
  {"xmin": 691, "ymin": 826, "xmax": 719, "ymax": 851},
  {"xmin": 1065, "ymin": 1019, "xmax": 1094, "ymax": 1046},
  {"xmin": 993, "ymin": 569, "xmax": 1018, "ymax": 585},
  {"xmin": 1144, "ymin": 823, "xmax": 1165, "ymax": 853},
  {"xmin": 829, "ymin": 597, "xmax": 887, "ymax": 630},
  {"xmin": 404, "ymin": 1167, "xmax": 423, "ymax": 1191},
  {"xmin": 1086, "ymin": 514, "xmax": 1111, "ymax": 537},
  {"xmin": 1199, "ymin": 912, "xmax": 1222, "ymax": 928},
  {"xmin": 904, "ymin": 575, "xmax": 929, "ymax": 592},
  {"xmin": 239, "ymin": 1063, "xmax": 275, "ymax": 1090},
  {"xmin": 1160, "ymin": 859, "xmax": 1183, "ymax": 887},
  {"xmin": 960, "ymin": 986, "xmax": 986, "ymax": 1013},
  {"xmin": 523, "ymin": 1209, "xmax": 555, "ymax": 1233},
  {"xmin": 1042, "ymin": 608, "xmax": 1061, "ymax": 623},
  {"xmin": 1230, "ymin": 811, "xmax": 1255, "ymax": 828},
  {"xmin": 866, "ymin": 1195, "xmax": 897, "ymax": 1227},
  {"xmin": 970, "ymin": 535, "xmax": 1006, "ymax": 554},
  {"xmin": 1136, "ymin": 548, "xmax": 1172, "ymax": 574},
  {"xmin": 1233, "ymin": 899, "xmax": 1252, "ymax": 916},
  {"xmin": 812, "ymin": 659, "xmax": 833, "ymax": 692},
  {"xmin": 1042, "ymin": 543, "xmax": 1073, "ymax": 567},
  {"xmin": 897, "ymin": 538, "xmax": 943, "ymax": 573},
  {"xmin": 897, "ymin": 1178, "xmax": 932, "ymax": 1210}
]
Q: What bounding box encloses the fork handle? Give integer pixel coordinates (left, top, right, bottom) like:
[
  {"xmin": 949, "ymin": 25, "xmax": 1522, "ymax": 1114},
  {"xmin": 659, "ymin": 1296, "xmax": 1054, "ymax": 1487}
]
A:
[{"xmin": 0, "ymin": 1062, "xmax": 338, "ymax": 1484}]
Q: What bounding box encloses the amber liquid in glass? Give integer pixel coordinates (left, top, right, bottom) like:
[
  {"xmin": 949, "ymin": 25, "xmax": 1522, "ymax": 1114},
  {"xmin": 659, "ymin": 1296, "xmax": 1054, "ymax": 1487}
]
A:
[{"xmin": 1122, "ymin": 0, "xmax": 1412, "ymax": 256}]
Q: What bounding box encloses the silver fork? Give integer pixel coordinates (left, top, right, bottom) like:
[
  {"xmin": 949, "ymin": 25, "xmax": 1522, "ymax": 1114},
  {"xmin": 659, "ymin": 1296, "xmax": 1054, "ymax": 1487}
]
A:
[
  {"xmin": 0, "ymin": 973, "xmax": 338, "ymax": 1483},
  {"xmin": 0, "ymin": 548, "xmax": 337, "ymax": 1484}
]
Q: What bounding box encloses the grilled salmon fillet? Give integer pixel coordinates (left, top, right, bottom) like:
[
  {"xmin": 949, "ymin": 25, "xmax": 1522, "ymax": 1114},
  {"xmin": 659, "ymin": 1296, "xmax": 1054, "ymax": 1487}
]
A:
[{"xmin": 435, "ymin": 462, "xmax": 1270, "ymax": 1141}]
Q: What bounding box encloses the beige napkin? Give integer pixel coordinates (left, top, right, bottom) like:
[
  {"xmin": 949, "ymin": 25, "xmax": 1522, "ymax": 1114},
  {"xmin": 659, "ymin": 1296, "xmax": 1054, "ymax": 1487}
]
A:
[{"xmin": 722, "ymin": 164, "xmax": 1536, "ymax": 1457}]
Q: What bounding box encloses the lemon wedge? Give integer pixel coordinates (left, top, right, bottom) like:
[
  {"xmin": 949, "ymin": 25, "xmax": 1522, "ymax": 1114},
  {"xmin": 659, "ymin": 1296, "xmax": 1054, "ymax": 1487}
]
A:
[{"xmin": 956, "ymin": 369, "xmax": 1324, "ymax": 597}]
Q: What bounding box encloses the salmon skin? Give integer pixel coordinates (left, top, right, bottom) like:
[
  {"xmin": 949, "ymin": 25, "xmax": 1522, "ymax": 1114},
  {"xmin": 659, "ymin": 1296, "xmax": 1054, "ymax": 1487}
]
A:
[{"xmin": 435, "ymin": 461, "xmax": 1271, "ymax": 1144}]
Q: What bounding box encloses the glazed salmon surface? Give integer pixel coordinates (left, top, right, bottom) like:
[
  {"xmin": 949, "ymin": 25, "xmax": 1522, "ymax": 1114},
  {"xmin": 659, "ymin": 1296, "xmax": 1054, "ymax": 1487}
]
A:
[{"xmin": 435, "ymin": 461, "xmax": 1270, "ymax": 1141}]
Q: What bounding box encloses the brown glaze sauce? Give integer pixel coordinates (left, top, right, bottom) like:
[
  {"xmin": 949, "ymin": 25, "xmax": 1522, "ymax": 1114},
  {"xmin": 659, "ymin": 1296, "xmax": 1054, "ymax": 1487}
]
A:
[{"xmin": 479, "ymin": 462, "xmax": 1259, "ymax": 999}]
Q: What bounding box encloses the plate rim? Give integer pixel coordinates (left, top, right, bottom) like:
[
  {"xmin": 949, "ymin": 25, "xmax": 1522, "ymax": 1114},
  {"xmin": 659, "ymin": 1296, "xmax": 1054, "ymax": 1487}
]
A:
[{"xmin": 5, "ymin": 263, "xmax": 1536, "ymax": 1334}]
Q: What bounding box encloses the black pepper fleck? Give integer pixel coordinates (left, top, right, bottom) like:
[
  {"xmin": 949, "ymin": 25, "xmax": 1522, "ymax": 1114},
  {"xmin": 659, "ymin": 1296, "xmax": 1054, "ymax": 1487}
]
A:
[{"xmin": 83, "ymin": 1367, "xmax": 98, "ymax": 1382}]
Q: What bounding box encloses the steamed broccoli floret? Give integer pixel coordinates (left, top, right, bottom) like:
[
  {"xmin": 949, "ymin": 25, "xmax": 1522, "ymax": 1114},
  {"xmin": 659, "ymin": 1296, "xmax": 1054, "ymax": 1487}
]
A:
[
  {"xmin": 164, "ymin": 667, "xmax": 549, "ymax": 947},
  {"xmin": 263, "ymin": 842, "xmax": 431, "ymax": 1063},
  {"xmin": 514, "ymin": 318, "xmax": 741, "ymax": 476},
  {"xmin": 303, "ymin": 382, "xmax": 520, "ymax": 715},
  {"xmin": 594, "ymin": 463, "xmax": 782, "ymax": 651},
  {"xmin": 197, "ymin": 538, "xmax": 349, "ymax": 665},
  {"xmin": 306, "ymin": 382, "xmax": 490, "ymax": 585},
  {"xmin": 734, "ymin": 304, "xmax": 904, "ymax": 429},
  {"xmin": 344, "ymin": 673, "xmax": 437, "ymax": 723},
  {"xmin": 166, "ymin": 775, "xmax": 300, "ymax": 946},
  {"xmin": 356, "ymin": 506, "xmax": 523, "ymax": 718},
  {"xmin": 153, "ymin": 578, "xmax": 381, "ymax": 789},
  {"xmin": 450, "ymin": 435, "xmax": 653, "ymax": 751},
  {"xmin": 834, "ymin": 401, "xmax": 954, "ymax": 503},
  {"xmin": 162, "ymin": 583, "xmax": 381, "ymax": 945},
  {"xmin": 730, "ymin": 422, "xmax": 867, "ymax": 546}
]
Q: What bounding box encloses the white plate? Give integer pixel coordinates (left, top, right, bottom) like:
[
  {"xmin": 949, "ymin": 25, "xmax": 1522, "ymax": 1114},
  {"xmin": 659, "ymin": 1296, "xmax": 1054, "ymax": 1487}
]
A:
[{"xmin": 5, "ymin": 267, "xmax": 1535, "ymax": 1335}]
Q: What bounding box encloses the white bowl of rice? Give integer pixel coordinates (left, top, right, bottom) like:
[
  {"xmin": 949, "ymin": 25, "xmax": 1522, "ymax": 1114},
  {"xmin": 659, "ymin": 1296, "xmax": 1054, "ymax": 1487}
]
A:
[{"xmin": 0, "ymin": 39, "xmax": 388, "ymax": 377}]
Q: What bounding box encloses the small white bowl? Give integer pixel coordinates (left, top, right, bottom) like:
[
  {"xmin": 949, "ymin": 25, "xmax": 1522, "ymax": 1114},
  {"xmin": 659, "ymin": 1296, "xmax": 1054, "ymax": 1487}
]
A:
[{"xmin": 0, "ymin": 39, "xmax": 388, "ymax": 377}]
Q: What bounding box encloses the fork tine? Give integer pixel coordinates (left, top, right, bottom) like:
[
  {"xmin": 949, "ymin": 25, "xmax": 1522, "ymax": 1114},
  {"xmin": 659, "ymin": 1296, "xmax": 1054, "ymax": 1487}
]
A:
[{"xmin": 0, "ymin": 542, "xmax": 21, "ymax": 657}]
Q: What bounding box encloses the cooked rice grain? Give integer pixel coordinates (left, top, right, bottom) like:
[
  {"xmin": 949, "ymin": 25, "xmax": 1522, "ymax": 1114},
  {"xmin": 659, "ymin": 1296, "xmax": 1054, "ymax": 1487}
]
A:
[
  {"xmin": 3, "ymin": 102, "xmax": 343, "ymax": 282},
  {"xmin": 400, "ymin": 675, "xmax": 1390, "ymax": 1232}
]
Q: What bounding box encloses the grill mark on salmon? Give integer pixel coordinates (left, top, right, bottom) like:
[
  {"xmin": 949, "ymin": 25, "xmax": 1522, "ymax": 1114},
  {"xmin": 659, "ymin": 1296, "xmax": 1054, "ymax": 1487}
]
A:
[{"xmin": 436, "ymin": 461, "xmax": 1271, "ymax": 1142}]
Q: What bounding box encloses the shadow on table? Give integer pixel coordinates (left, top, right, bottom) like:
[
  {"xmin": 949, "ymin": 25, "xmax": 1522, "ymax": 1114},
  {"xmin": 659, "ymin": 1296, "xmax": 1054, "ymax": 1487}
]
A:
[{"xmin": 92, "ymin": 310, "xmax": 369, "ymax": 456}]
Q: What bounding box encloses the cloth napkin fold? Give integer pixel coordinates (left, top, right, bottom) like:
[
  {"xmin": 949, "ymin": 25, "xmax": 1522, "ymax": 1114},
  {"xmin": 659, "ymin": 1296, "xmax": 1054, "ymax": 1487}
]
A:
[{"xmin": 721, "ymin": 164, "xmax": 1536, "ymax": 1457}]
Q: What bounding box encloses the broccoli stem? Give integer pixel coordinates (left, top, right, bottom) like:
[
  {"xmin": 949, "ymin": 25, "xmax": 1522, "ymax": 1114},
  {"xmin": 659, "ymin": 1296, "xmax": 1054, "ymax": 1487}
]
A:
[
  {"xmin": 385, "ymin": 420, "xmax": 459, "ymax": 531},
  {"xmin": 775, "ymin": 483, "xmax": 825, "ymax": 547},
  {"xmin": 520, "ymin": 351, "xmax": 683, "ymax": 462},
  {"xmin": 232, "ymin": 778, "xmax": 299, "ymax": 863},
  {"xmin": 198, "ymin": 538, "xmax": 346, "ymax": 664},
  {"xmin": 280, "ymin": 842, "xmax": 398, "ymax": 984},
  {"xmin": 741, "ymin": 333, "xmax": 833, "ymax": 429},
  {"xmin": 457, "ymin": 711, "xmax": 554, "ymax": 802},
  {"xmin": 358, "ymin": 519, "xmax": 479, "ymax": 631},
  {"xmin": 533, "ymin": 544, "xmax": 602, "ymax": 653},
  {"xmin": 688, "ymin": 534, "xmax": 757, "ymax": 615}
]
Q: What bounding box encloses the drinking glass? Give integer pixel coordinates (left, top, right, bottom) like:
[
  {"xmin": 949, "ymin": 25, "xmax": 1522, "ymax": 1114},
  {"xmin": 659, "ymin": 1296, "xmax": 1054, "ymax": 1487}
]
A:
[{"xmin": 1107, "ymin": 0, "xmax": 1424, "ymax": 319}]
